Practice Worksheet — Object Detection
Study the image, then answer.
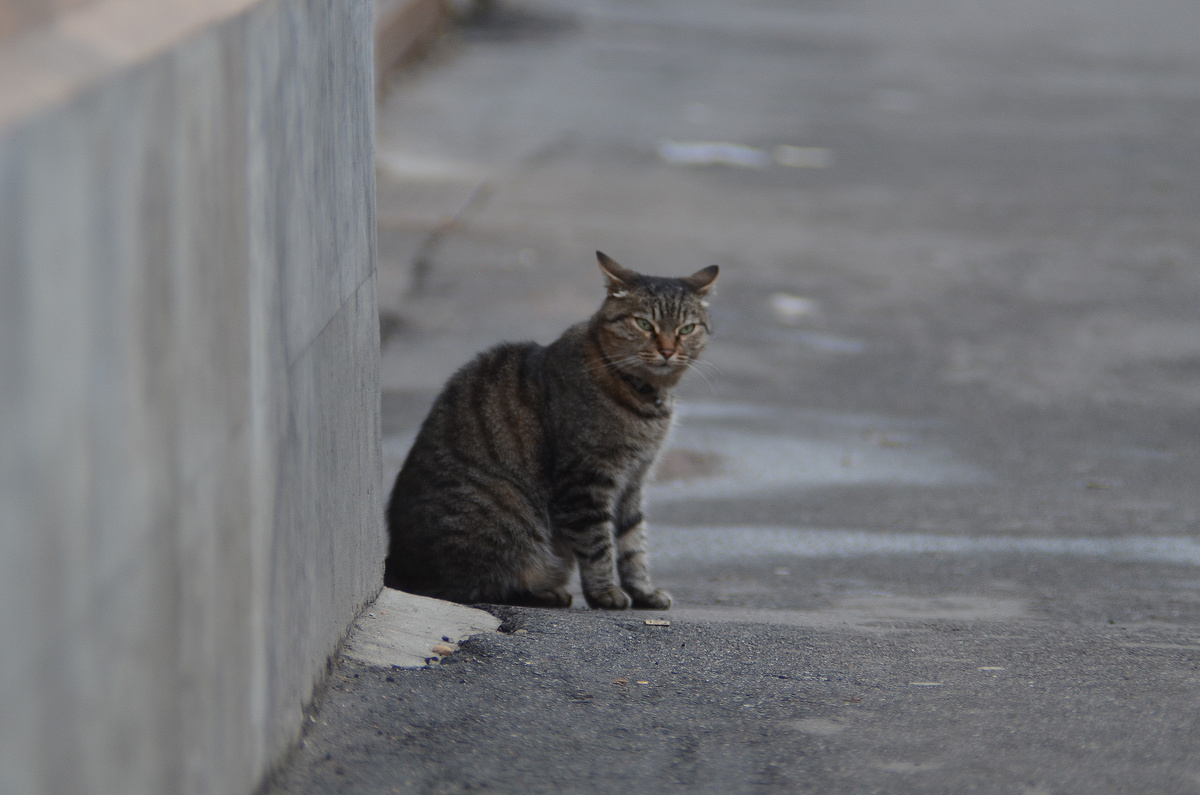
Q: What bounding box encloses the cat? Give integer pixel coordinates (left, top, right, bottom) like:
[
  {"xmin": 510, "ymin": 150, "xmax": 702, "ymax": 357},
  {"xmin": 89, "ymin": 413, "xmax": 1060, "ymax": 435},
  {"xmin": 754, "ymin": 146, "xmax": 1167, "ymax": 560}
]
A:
[{"xmin": 383, "ymin": 251, "xmax": 718, "ymax": 609}]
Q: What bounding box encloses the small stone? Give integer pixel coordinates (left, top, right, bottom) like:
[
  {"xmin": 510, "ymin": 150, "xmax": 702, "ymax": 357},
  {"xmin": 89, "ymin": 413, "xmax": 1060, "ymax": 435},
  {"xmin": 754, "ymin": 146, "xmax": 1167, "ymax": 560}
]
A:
[{"xmin": 432, "ymin": 644, "xmax": 455, "ymax": 656}]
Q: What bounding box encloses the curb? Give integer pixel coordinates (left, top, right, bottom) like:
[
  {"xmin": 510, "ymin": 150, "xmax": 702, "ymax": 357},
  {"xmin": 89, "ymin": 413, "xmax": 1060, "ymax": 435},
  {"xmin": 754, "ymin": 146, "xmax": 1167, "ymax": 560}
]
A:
[{"xmin": 342, "ymin": 588, "xmax": 502, "ymax": 668}]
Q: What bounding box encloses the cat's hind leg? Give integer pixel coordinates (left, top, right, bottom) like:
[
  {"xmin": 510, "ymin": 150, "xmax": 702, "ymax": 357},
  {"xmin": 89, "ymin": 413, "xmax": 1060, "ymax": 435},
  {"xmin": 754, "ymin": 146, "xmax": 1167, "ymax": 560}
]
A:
[
  {"xmin": 507, "ymin": 588, "xmax": 572, "ymax": 608},
  {"xmin": 510, "ymin": 538, "xmax": 574, "ymax": 607}
]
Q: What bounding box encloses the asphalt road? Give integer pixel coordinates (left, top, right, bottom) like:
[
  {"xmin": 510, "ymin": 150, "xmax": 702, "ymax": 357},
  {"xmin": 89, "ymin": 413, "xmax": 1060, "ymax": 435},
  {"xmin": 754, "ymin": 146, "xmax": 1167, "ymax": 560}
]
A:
[{"xmin": 270, "ymin": 0, "xmax": 1200, "ymax": 791}]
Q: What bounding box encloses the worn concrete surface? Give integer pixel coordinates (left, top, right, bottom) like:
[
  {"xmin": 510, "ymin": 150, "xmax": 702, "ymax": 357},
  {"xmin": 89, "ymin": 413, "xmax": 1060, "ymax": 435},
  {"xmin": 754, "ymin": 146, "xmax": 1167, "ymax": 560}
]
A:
[
  {"xmin": 343, "ymin": 588, "xmax": 501, "ymax": 670},
  {"xmin": 277, "ymin": 0, "xmax": 1200, "ymax": 792},
  {"xmin": 0, "ymin": 2, "xmax": 380, "ymax": 794}
]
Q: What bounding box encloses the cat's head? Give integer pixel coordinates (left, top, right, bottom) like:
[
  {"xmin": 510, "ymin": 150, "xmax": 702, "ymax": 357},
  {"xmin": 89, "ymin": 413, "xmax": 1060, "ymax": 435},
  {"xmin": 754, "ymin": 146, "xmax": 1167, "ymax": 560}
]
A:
[{"xmin": 592, "ymin": 251, "xmax": 718, "ymax": 383}]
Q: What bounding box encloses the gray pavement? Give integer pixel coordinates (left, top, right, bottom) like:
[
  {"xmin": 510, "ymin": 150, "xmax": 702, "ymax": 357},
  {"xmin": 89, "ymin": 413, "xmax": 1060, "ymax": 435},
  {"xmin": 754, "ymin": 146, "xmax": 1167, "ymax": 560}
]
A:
[{"xmin": 269, "ymin": 0, "xmax": 1200, "ymax": 791}]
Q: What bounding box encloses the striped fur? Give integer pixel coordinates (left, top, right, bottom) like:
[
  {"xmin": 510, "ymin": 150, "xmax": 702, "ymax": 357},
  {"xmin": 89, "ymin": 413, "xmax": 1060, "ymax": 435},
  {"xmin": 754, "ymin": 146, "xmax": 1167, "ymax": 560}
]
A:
[{"xmin": 384, "ymin": 252, "xmax": 718, "ymax": 609}]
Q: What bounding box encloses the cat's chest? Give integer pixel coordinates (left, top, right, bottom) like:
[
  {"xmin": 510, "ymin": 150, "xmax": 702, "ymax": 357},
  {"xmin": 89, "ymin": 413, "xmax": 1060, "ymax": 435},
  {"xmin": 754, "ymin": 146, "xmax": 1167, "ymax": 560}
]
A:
[
  {"xmin": 614, "ymin": 412, "xmax": 673, "ymax": 464},
  {"xmin": 565, "ymin": 406, "xmax": 670, "ymax": 466}
]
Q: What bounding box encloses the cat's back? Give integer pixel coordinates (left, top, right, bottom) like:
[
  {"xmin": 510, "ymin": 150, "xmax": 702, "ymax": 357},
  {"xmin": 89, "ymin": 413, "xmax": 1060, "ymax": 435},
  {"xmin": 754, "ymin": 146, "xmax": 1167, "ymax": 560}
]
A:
[
  {"xmin": 384, "ymin": 340, "xmax": 553, "ymax": 596},
  {"xmin": 402, "ymin": 340, "xmax": 548, "ymax": 479}
]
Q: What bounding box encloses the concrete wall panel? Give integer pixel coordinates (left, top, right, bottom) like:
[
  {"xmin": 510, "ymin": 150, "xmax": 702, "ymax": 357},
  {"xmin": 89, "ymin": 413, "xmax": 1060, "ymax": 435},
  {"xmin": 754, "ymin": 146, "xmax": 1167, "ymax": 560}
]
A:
[{"xmin": 0, "ymin": 1, "xmax": 383, "ymax": 793}]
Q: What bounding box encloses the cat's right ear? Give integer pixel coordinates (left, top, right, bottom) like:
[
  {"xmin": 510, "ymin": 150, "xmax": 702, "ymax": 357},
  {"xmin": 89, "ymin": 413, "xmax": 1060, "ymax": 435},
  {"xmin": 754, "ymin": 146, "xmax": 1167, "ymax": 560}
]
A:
[
  {"xmin": 597, "ymin": 251, "xmax": 637, "ymax": 296},
  {"xmin": 683, "ymin": 265, "xmax": 719, "ymax": 296}
]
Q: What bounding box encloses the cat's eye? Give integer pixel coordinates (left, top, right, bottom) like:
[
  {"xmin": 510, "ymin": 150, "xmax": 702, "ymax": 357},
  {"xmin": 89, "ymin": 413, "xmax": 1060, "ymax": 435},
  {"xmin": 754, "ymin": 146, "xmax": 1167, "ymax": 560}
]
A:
[
  {"xmin": 678, "ymin": 323, "xmax": 696, "ymax": 335},
  {"xmin": 635, "ymin": 318, "xmax": 654, "ymax": 332}
]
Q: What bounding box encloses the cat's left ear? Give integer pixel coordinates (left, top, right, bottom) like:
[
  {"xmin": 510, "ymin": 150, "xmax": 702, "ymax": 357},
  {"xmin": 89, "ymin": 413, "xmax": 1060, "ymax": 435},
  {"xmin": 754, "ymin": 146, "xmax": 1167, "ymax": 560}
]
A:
[
  {"xmin": 597, "ymin": 251, "xmax": 638, "ymax": 295},
  {"xmin": 684, "ymin": 265, "xmax": 719, "ymax": 296}
]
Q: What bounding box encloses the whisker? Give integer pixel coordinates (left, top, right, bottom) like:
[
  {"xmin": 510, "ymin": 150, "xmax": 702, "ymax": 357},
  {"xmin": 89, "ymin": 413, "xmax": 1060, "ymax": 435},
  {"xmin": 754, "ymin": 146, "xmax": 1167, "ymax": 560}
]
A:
[
  {"xmin": 687, "ymin": 360, "xmax": 721, "ymax": 379},
  {"xmin": 689, "ymin": 367, "xmax": 717, "ymax": 392},
  {"xmin": 587, "ymin": 355, "xmax": 644, "ymax": 373},
  {"xmin": 679, "ymin": 357, "xmax": 720, "ymax": 392},
  {"xmin": 688, "ymin": 357, "xmax": 721, "ymax": 373},
  {"xmin": 588, "ymin": 355, "xmax": 636, "ymax": 369}
]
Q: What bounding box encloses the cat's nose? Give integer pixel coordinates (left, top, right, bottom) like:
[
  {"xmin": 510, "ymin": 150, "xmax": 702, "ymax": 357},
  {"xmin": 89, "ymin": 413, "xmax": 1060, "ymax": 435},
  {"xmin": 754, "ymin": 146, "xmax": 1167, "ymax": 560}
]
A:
[{"xmin": 659, "ymin": 348, "xmax": 675, "ymax": 361}]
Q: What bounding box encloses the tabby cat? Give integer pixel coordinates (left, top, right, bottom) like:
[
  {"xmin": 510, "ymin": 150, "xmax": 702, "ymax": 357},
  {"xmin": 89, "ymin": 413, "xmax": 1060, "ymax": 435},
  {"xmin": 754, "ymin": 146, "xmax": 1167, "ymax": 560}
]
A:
[{"xmin": 384, "ymin": 252, "xmax": 718, "ymax": 609}]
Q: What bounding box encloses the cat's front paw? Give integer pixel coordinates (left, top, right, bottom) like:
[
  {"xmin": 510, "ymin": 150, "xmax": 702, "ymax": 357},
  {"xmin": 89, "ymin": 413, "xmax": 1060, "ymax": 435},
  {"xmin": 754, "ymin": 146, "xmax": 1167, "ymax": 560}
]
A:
[
  {"xmin": 585, "ymin": 586, "xmax": 632, "ymax": 610},
  {"xmin": 629, "ymin": 588, "xmax": 672, "ymax": 610}
]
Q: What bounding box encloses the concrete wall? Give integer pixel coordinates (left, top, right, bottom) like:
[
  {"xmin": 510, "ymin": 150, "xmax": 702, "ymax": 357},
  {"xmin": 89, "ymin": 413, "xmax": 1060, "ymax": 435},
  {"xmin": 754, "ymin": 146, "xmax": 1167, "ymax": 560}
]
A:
[{"xmin": 0, "ymin": 1, "xmax": 383, "ymax": 793}]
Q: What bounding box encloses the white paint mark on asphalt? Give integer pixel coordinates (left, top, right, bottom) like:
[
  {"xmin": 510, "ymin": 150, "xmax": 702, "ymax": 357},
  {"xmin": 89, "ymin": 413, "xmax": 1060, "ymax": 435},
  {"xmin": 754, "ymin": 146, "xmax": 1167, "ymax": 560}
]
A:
[
  {"xmin": 674, "ymin": 401, "xmax": 916, "ymax": 426},
  {"xmin": 658, "ymin": 139, "xmax": 773, "ymax": 168},
  {"xmin": 877, "ymin": 760, "xmax": 943, "ymax": 774},
  {"xmin": 769, "ymin": 292, "xmax": 819, "ymax": 323},
  {"xmin": 663, "ymin": 594, "xmax": 1028, "ymax": 629},
  {"xmin": 376, "ymin": 148, "xmax": 492, "ymax": 182},
  {"xmin": 651, "ymin": 525, "xmax": 1200, "ymax": 567},
  {"xmin": 773, "ymin": 145, "xmax": 835, "ymax": 168},
  {"xmin": 787, "ymin": 718, "xmax": 848, "ymax": 736},
  {"xmin": 648, "ymin": 426, "xmax": 983, "ymax": 503},
  {"xmin": 648, "ymin": 403, "xmax": 986, "ymax": 503},
  {"xmin": 760, "ymin": 328, "xmax": 869, "ymax": 354}
]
